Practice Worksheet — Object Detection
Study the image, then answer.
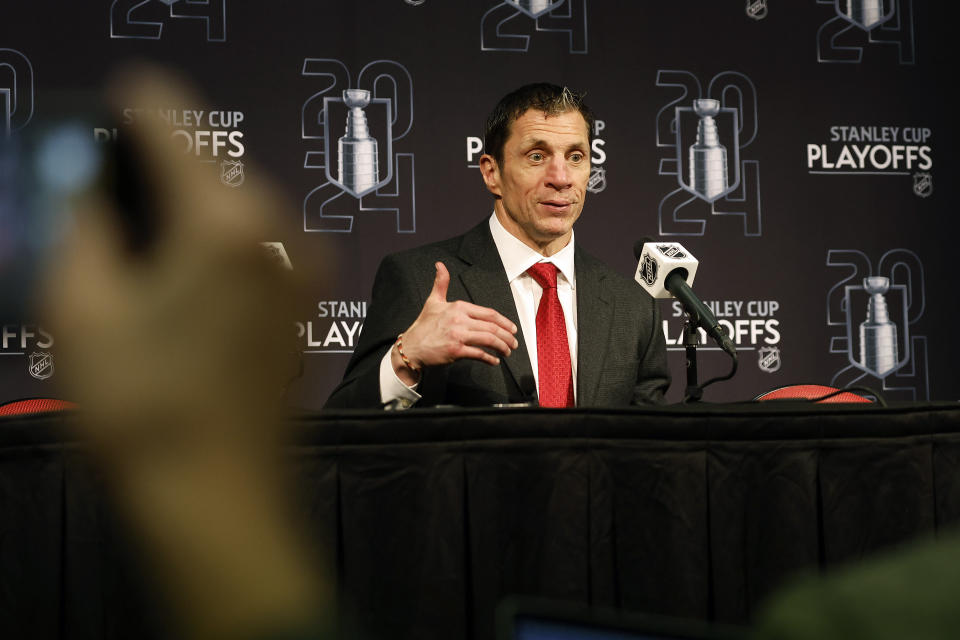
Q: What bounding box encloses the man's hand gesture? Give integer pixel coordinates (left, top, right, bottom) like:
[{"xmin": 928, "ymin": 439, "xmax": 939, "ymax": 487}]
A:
[{"xmin": 391, "ymin": 262, "xmax": 519, "ymax": 385}]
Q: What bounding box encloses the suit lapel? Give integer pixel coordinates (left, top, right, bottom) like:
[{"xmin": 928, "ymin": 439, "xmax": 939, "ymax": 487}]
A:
[
  {"xmin": 575, "ymin": 249, "xmax": 612, "ymax": 406},
  {"xmin": 457, "ymin": 223, "xmax": 535, "ymax": 397}
]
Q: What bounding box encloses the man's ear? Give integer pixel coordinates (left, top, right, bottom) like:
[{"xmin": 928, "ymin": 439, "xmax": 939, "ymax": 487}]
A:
[{"xmin": 479, "ymin": 154, "xmax": 502, "ymax": 197}]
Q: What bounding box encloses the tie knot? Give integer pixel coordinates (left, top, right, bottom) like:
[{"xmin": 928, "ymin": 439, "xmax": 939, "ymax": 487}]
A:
[{"xmin": 526, "ymin": 262, "xmax": 559, "ymax": 290}]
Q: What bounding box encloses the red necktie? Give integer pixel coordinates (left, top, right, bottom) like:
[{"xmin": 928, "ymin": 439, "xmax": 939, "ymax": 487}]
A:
[{"xmin": 526, "ymin": 262, "xmax": 574, "ymax": 408}]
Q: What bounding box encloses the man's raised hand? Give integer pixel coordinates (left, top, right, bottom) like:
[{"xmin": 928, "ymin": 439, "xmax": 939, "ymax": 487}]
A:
[{"xmin": 391, "ymin": 262, "xmax": 519, "ymax": 385}]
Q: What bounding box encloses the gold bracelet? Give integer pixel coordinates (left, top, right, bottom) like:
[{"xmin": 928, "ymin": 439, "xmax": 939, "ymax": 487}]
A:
[{"xmin": 395, "ymin": 333, "xmax": 419, "ymax": 371}]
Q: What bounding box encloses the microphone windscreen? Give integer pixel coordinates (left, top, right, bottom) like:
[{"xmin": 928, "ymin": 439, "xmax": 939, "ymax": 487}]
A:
[{"xmin": 633, "ymin": 239, "xmax": 699, "ymax": 299}]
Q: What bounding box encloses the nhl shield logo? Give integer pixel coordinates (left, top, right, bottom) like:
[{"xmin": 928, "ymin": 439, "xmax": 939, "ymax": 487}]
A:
[
  {"xmin": 657, "ymin": 244, "xmax": 686, "ymax": 259},
  {"xmin": 28, "ymin": 351, "xmax": 54, "ymax": 380},
  {"xmin": 746, "ymin": 0, "xmax": 767, "ymax": 20},
  {"xmin": 587, "ymin": 166, "xmax": 607, "ymax": 193},
  {"xmin": 220, "ymin": 159, "xmax": 244, "ymax": 187},
  {"xmin": 835, "ymin": 0, "xmax": 895, "ymax": 31},
  {"xmin": 913, "ymin": 172, "xmax": 932, "ymax": 198},
  {"xmin": 639, "ymin": 253, "xmax": 658, "ymax": 286},
  {"xmin": 503, "ymin": 0, "xmax": 566, "ymax": 19},
  {"xmin": 758, "ymin": 346, "xmax": 781, "ymax": 373}
]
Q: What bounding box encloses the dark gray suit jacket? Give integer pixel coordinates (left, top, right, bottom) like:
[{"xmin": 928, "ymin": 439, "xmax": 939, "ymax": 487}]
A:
[{"xmin": 324, "ymin": 221, "xmax": 670, "ymax": 408}]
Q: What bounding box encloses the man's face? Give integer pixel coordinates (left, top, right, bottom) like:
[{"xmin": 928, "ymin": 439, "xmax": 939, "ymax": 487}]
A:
[{"xmin": 481, "ymin": 108, "xmax": 590, "ymax": 255}]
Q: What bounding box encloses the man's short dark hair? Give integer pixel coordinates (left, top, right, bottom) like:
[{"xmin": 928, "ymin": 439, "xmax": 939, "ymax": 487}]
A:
[{"xmin": 483, "ymin": 83, "xmax": 595, "ymax": 166}]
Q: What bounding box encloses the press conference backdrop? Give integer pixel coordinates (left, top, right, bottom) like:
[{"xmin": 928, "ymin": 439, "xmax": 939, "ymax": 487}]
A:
[{"xmin": 1, "ymin": 1, "xmax": 956, "ymax": 409}]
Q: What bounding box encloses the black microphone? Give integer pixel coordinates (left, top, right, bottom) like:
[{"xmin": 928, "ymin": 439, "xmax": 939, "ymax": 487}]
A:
[{"xmin": 633, "ymin": 237, "xmax": 737, "ymax": 359}]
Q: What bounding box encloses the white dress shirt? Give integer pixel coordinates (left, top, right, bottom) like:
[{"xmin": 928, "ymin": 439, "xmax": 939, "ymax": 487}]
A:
[{"xmin": 379, "ymin": 212, "xmax": 578, "ymax": 407}]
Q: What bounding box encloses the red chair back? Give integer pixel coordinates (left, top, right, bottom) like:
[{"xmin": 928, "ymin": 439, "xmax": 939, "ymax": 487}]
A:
[
  {"xmin": 755, "ymin": 384, "xmax": 872, "ymax": 404},
  {"xmin": 0, "ymin": 398, "xmax": 77, "ymax": 416}
]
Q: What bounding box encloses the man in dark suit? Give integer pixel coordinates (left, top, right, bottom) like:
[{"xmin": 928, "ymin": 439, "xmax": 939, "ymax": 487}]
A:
[{"xmin": 325, "ymin": 83, "xmax": 669, "ymax": 409}]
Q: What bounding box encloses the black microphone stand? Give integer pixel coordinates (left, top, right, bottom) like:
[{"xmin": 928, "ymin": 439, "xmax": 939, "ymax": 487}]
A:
[
  {"xmin": 681, "ymin": 309, "xmax": 738, "ymax": 403},
  {"xmin": 683, "ymin": 312, "xmax": 704, "ymax": 402}
]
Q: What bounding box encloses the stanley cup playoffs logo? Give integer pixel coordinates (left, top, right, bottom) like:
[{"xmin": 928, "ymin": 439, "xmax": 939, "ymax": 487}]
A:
[
  {"xmin": 817, "ymin": 0, "xmax": 916, "ymax": 64},
  {"xmin": 481, "ymin": 0, "xmax": 587, "ymax": 53},
  {"xmin": 655, "ymin": 70, "xmax": 762, "ymax": 237},
  {"xmin": 826, "ymin": 249, "xmax": 929, "ymax": 399},
  {"xmin": 300, "ymin": 59, "xmax": 416, "ymax": 233}
]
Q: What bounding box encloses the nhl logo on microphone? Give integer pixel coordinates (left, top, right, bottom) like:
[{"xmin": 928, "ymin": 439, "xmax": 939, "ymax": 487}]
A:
[
  {"xmin": 634, "ymin": 241, "xmax": 698, "ymax": 299},
  {"xmin": 638, "ymin": 253, "xmax": 659, "ymax": 286},
  {"xmin": 657, "ymin": 244, "xmax": 686, "ymax": 259}
]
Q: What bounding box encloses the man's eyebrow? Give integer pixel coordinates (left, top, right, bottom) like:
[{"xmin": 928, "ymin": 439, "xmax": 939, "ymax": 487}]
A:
[
  {"xmin": 522, "ymin": 138, "xmax": 550, "ymax": 150},
  {"xmin": 521, "ymin": 138, "xmax": 587, "ymax": 151}
]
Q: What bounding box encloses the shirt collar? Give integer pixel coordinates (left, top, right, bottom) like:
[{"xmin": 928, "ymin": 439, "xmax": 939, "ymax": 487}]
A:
[{"xmin": 488, "ymin": 212, "xmax": 576, "ymax": 287}]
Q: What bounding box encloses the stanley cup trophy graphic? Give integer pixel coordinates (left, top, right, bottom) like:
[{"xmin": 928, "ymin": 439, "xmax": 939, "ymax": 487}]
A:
[
  {"xmin": 513, "ymin": 0, "xmax": 551, "ymax": 13},
  {"xmin": 338, "ymin": 89, "xmax": 380, "ymax": 196},
  {"xmin": 843, "ymin": 0, "xmax": 886, "ymax": 29},
  {"xmin": 689, "ymin": 99, "xmax": 728, "ymax": 202},
  {"xmin": 859, "ymin": 276, "xmax": 899, "ymax": 377}
]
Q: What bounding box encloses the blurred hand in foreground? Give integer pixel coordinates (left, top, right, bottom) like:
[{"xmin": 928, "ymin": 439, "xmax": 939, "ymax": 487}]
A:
[{"xmin": 40, "ymin": 66, "xmax": 332, "ymax": 640}]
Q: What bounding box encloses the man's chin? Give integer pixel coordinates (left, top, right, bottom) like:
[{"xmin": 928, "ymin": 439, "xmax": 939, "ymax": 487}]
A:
[
  {"xmin": 537, "ymin": 218, "xmax": 576, "ymax": 238},
  {"xmin": 531, "ymin": 226, "xmax": 573, "ymax": 247}
]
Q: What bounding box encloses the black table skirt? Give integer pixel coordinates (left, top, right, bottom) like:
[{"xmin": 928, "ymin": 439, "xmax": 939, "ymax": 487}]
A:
[{"xmin": 3, "ymin": 402, "xmax": 960, "ymax": 639}]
